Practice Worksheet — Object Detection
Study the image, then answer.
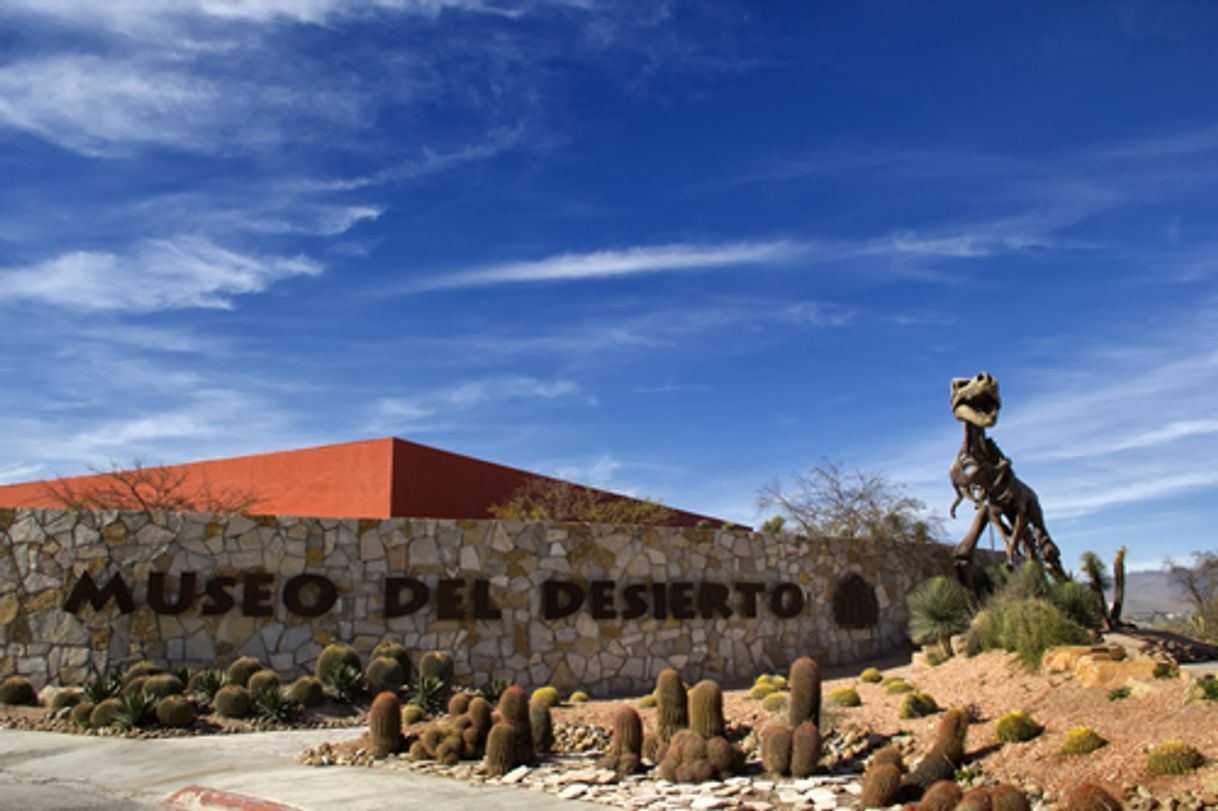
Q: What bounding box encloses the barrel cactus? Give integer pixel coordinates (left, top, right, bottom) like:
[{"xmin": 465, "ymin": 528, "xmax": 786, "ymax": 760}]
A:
[
  {"xmin": 791, "ymin": 721, "xmax": 820, "ymax": 778},
  {"xmin": 1064, "ymin": 782, "xmax": 1124, "ymax": 810},
  {"xmin": 498, "ymin": 686, "xmax": 533, "ymax": 764},
  {"xmin": 121, "ymin": 661, "xmax": 161, "ymax": 686},
  {"xmin": 143, "ymin": 673, "xmax": 185, "ymax": 700},
  {"xmin": 89, "ymin": 697, "xmax": 125, "ymax": 728},
  {"xmin": 529, "ymin": 699, "xmax": 553, "ymax": 755},
  {"xmin": 688, "ymin": 680, "xmax": 724, "ymax": 738},
  {"xmin": 921, "ymin": 780, "xmax": 964, "ymax": 811},
  {"xmin": 825, "ymin": 686, "xmax": 861, "ymax": 708},
  {"xmin": 899, "ymin": 691, "xmax": 939, "ymax": 719},
  {"xmin": 599, "ymin": 705, "xmax": 644, "ymax": 777},
  {"xmin": 370, "ymin": 640, "xmax": 412, "ymax": 678},
  {"xmin": 225, "ymin": 656, "xmax": 263, "ymax": 688},
  {"xmin": 530, "ymin": 685, "xmax": 560, "ymax": 708},
  {"xmin": 761, "ymin": 725, "xmax": 792, "ymax": 776},
  {"xmin": 70, "ymin": 701, "xmax": 95, "ymax": 727},
  {"xmin": 247, "ymin": 669, "xmax": 280, "ymax": 696},
  {"xmin": 369, "ymin": 692, "xmax": 403, "ymax": 757},
  {"xmin": 316, "ymin": 643, "xmax": 361, "ymax": 684},
  {"xmin": 484, "ymin": 722, "xmax": 517, "ymax": 776},
  {"xmin": 655, "ymin": 668, "xmax": 688, "ymax": 740},
  {"xmin": 788, "ymin": 657, "xmax": 821, "ymax": 728},
  {"xmin": 1061, "ymin": 726, "xmax": 1106, "ymax": 755},
  {"xmin": 419, "ymin": 651, "xmax": 453, "ymax": 687},
  {"xmin": 1147, "ymin": 740, "xmax": 1205, "ymax": 775},
  {"xmin": 49, "ymin": 688, "xmax": 83, "ymax": 712},
  {"xmin": 286, "ymin": 675, "xmax": 324, "ymax": 707},
  {"xmin": 214, "ymin": 685, "xmax": 252, "ymax": 719},
  {"xmin": 365, "ymin": 657, "xmax": 405, "ymax": 695},
  {"xmin": 155, "ymin": 695, "xmax": 195, "ymax": 728},
  {"xmin": 995, "ymin": 710, "xmax": 1043, "ymax": 743},
  {"xmin": 859, "ymin": 761, "xmax": 901, "ymax": 808}
]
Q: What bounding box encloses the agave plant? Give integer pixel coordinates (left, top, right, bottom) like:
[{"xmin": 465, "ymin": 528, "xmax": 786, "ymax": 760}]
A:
[
  {"xmin": 907, "ymin": 576, "xmax": 974, "ymax": 658},
  {"xmin": 322, "ymin": 662, "xmax": 363, "ymax": 704},
  {"xmin": 254, "ymin": 686, "xmax": 295, "ymax": 723},
  {"xmin": 409, "ymin": 675, "xmax": 448, "ymax": 715},
  {"xmin": 189, "ymin": 669, "xmax": 225, "ymax": 704},
  {"xmin": 117, "ymin": 689, "xmax": 157, "ymax": 729},
  {"xmin": 478, "ymin": 678, "xmax": 510, "ymax": 705},
  {"xmin": 82, "ymin": 669, "xmax": 122, "ymax": 705}
]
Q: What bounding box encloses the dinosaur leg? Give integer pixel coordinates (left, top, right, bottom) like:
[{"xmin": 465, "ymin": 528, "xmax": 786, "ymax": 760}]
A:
[
  {"xmin": 1025, "ymin": 498, "xmax": 1067, "ymax": 581},
  {"xmin": 953, "ymin": 507, "xmax": 990, "ymax": 591},
  {"xmin": 993, "ymin": 507, "xmax": 1020, "ymax": 570}
]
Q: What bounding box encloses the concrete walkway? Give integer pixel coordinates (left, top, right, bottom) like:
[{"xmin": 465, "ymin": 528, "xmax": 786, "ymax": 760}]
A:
[{"xmin": 0, "ymin": 728, "xmax": 601, "ymax": 810}]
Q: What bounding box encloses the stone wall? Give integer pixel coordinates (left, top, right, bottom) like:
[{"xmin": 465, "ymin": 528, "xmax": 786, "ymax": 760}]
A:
[{"xmin": 0, "ymin": 507, "xmax": 969, "ymax": 694}]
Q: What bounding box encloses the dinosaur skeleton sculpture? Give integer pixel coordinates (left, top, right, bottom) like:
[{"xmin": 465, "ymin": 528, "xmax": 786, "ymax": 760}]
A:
[{"xmin": 949, "ymin": 372, "xmax": 1066, "ymax": 580}]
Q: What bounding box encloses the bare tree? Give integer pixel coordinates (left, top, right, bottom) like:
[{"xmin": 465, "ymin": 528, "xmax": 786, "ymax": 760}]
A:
[
  {"xmin": 1167, "ymin": 551, "xmax": 1218, "ymax": 641},
  {"xmin": 757, "ymin": 460, "xmax": 941, "ymax": 542},
  {"xmin": 43, "ymin": 459, "xmax": 262, "ymax": 516},
  {"xmin": 488, "ymin": 477, "xmax": 673, "ymax": 525}
]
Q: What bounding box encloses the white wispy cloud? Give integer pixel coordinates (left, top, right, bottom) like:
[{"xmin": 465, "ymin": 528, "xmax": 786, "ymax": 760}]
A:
[
  {"xmin": 371, "ymin": 375, "xmax": 588, "ymax": 432},
  {"xmin": 403, "ymin": 239, "xmax": 809, "ymax": 292},
  {"xmin": 0, "ymin": 236, "xmax": 322, "ymax": 312}
]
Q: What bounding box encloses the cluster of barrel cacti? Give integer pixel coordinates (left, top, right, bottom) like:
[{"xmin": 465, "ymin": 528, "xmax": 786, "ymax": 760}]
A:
[
  {"xmin": 644, "ymin": 669, "xmax": 746, "ymax": 783},
  {"xmin": 403, "ymin": 691, "xmax": 496, "ymax": 765},
  {"xmin": 756, "ymin": 656, "xmax": 823, "ymax": 777}
]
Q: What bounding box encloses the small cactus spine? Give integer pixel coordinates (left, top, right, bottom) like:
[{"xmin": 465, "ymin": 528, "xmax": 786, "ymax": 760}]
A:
[{"xmin": 369, "ymin": 691, "xmax": 403, "ymax": 757}]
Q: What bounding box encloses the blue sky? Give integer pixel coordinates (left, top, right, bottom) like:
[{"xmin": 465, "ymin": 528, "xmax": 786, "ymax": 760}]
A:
[{"xmin": 2, "ymin": 1, "xmax": 1217, "ymax": 572}]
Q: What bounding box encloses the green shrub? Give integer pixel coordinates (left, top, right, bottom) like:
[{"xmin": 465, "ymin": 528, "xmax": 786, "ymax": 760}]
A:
[
  {"xmin": 401, "ymin": 703, "xmax": 427, "ymax": 725},
  {"xmin": 569, "ymin": 690, "xmax": 589, "ymax": 703},
  {"xmin": 365, "ymin": 657, "xmax": 405, "ymax": 695},
  {"xmin": 860, "ymin": 668, "xmax": 882, "ymax": 683},
  {"xmin": 214, "ymin": 685, "xmax": 252, "ymax": 719},
  {"xmin": 907, "ymin": 576, "xmax": 974, "ymax": 656},
  {"xmin": 761, "ymin": 691, "xmax": 788, "ymax": 712},
  {"xmin": 70, "ymin": 701, "xmax": 95, "ymax": 727},
  {"xmin": 898, "ymin": 691, "xmax": 938, "ymax": 719},
  {"xmin": 1153, "ymin": 661, "xmax": 1176, "ymax": 680},
  {"xmin": 286, "ymin": 675, "xmax": 324, "ymax": 707},
  {"xmin": 994, "ymin": 710, "xmax": 1043, "ymax": 743},
  {"xmin": 1061, "ymin": 726, "xmax": 1106, "ymax": 755},
  {"xmin": 225, "ymin": 656, "xmax": 263, "ymax": 688},
  {"xmin": 143, "ymin": 673, "xmax": 184, "ymax": 700},
  {"xmin": 49, "ymin": 688, "xmax": 82, "ymax": 712},
  {"xmin": 0, "ymin": 676, "xmax": 37, "ymax": 706},
  {"xmin": 89, "ymin": 697, "xmax": 125, "ymax": 728},
  {"xmin": 1193, "ymin": 676, "xmax": 1218, "ymax": 701},
  {"xmin": 155, "ymin": 695, "xmax": 195, "ymax": 728},
  {"xmin": 1106, "ymin": 686, "xmax": 1131, "ymax": 701},
  {"xmin": 999, "ymin": 598, "xmax": 1091, "ymax": 668},
  {"xmin": 1050, "ymin": 581, "xmax": 1106, "ymax": 631},
  {"xmin": 1147, "ymin": 740, "xmax": 1205, "ymax": 775},
  {"xmin": 1004, "ymin": 560, "xmax": 1052, "ymax": 601},
  {"xmin": 316, "ymin": 644, "xmax": 361, "ymax": 684},
  {"xmin": 530, "ymin": 686, "xmax": 561, "ymax": 708},
  {"xmin": 825, "ymin": 687, "xmax": 861, "ymax": 708}
]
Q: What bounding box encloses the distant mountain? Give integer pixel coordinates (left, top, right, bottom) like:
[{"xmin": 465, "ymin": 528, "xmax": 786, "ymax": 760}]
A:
[{"xmin": 1110, "ymin": 570, "xmax": 1193, "ymax": 619}]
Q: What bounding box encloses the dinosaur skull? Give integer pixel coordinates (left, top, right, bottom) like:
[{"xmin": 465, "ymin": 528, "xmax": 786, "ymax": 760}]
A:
[{"xmin": 951, "ymin": 372, "xmax": 1001, "ymax": 427}]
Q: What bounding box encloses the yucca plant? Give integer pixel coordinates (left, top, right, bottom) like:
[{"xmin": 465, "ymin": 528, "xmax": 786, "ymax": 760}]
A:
[{"xmin": 907, "ymin": 576, "xmax": 974, "ymax": 658}]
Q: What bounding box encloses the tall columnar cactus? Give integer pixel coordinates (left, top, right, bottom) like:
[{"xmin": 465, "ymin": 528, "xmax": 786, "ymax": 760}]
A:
[
  {"xmin": 760, "ymin": 725, "xmax": 793, "ymax": 776},
  {"xmin": 790, "ymin": 720, "xmax": 821, "ymax": 778},
  {"xmin": 859, "ymin": 762, "xmax": 902, "ymax": 809},
  {"xmin": 904, "ymin": 707, "xmax": 969, "ymax": 792},
  {"xmin": 369, "ymin": 691, "xmax": 403, "ymax": 758},
  {"xmin": 655, "ymin": 668, "xmax": 688, "ymax": 740},
  {"xmin": 688, "ymin": 680, "xmax": 724, "ymax": 738},
  {"xmin": 788, "ymin": 656, "xmax": 821, "ymax": 729},
  {"xmin": 921, "ymin": 780, "xmax": 964, "ymax": 811},
  {"xmin": 613, "ymin": 705, "xmax": 643, "ymax": 757},
  {"xmin": 497, "ymin": 685, "xmax": 533, "ymax": 764},
  {"xmin": 467, "ymin": 696, "xmax": 493, "ymax": 735},
  {"xmin": 484, "ymin": 722, "xmax": 517, "ymax": 776},
  {"xmin": 529, "ymin": 700, "xmax": 554, "ymax": 756}
]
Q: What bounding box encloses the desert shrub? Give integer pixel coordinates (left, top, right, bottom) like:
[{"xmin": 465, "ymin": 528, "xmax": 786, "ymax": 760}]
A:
[
  {"xmin": 762, "ymin": 691, "xmax": 789, "ymax": 712},
  {"xmin": 1106, "ymin": 686, "xmax": 1131, "ymax": 701},
  {"xmin": 1147, "ymin": 740, "xmax": 1205, "ymax": 775},
  {"xmin": 49, "ymin": 688, "xmax": 82, "ymax": 711},
  {"xmin": 214, "ymin": 685, "xmax": 252, "ymax": 719},
  {"xmin": 884, "ymin": 678, "xmax": 914, "ymax": 694},
  {"xmin": 225, "ymin": 656, "xmax": 263, "ymax": 688},
  {"xmin": 860, "ymin": 668, "xmax": 882, "ymax": 683},
  {"xmin": 286, "ymin": 675, "xmax": 324, "ymax": 707},
  {"xmin": 569, "ymin": 690, "xmax": 589, "ymax": 703},
  {"xmin": 1191, "ymin": 676, "xmax": 1218, "ymax": 702},
  {"xmin": 749, "ymin": 682, "xmax": 777, "ymax": 700},
  {"xmin": 316, "ymin": 644, "xmax": 361, "ymax": 684},
  {"xmin": 1004, "ymin": 560, "xmax": 1052, "ymax": 601},
  {"xmin": 70, "ymin": 701, "xmax": 95, "ymax": 727},
  {"xmin": 401, "ymin": 703, "xmax": 427, "ymax": 725},
  {"xmin": 142, "ymin": 673, "xmax": 184, "ymax": 700},
  {"xmin": 323, "ymin": 663, "xmax": 363, "ymax": 704},
  {"xmin": 898, "ymin": 691, "xmax": 938, "ymax": 719},
  {"xmin": 155, "ymin": 695, "xmax": 195, "ymax": 728},
  {"xmin": 999, "ymin": 598, "xmax": 1091, "ymax": 668},
  {"xmin": 365, "ymin": 657, "xmax": 405, "ymax": 695},
  {"xmin": 530, "ymin": 686, "xmax": 561, "ymax": 708},
  {"xmin": 1064, "ymin": 782, "xmax": 1123, "ymax": 810},
  {"xmin": 187, "ymin": 670, "xmax": 224, "ymax": 703},
  {"xmin": 369, "ymin": 692, "xmax": 402, "ymax": 757},
  {"xmin": 1050, "ymin": 580, "xmax": 1106, "ymax": 631},
  {"xmin": 788, "ymin": 657, "xmax": 821, "ymax": 728},
  {"xmin": 825, "ymin": 687, "xmax": 861, "ymax": 708},
  {"xmin": 907, "ymin": 576, "xmax": 974, "ymax": 656},
  {"xmin": 995, "ymin": 710, "xmax": 1043, "ymax": 743},
  {"xmin": 1061, "ymin": 726, "xmax": 1106, "ymax": 755},
  {"xmin": 408, "ymin": 675, "xmax": 447, "ymax": 715},
  {"xmin": 689, "ymin": 680, "xmax": 724, "ymax": 737},
  {"xmin": 0, "ymin": 676, "xmax": 37, "ymax": 706},
  {"xmin": 89, "ymin": 697, "xmax": 125, "ymax": 728}
]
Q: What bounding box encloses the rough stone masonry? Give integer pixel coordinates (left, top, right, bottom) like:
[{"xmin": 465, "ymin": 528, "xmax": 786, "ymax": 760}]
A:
[{"xmin": 0, "ymin": 507, "xmax": 964, "ymax": 694}]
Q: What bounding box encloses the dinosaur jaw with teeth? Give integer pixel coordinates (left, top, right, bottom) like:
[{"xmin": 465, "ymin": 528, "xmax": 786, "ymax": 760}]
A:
[{"xmin": 951, "ymin": 373, "xmax": 1002, "ymax": 428}]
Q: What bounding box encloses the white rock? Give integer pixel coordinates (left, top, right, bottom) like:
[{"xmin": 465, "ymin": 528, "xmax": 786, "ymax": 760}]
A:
[{"xmin": 501, "ymin": 766, "xmax": 531, "ymax": 784}]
